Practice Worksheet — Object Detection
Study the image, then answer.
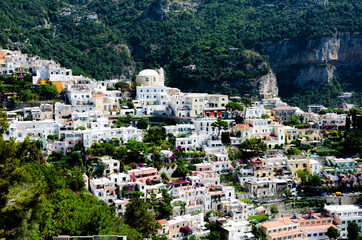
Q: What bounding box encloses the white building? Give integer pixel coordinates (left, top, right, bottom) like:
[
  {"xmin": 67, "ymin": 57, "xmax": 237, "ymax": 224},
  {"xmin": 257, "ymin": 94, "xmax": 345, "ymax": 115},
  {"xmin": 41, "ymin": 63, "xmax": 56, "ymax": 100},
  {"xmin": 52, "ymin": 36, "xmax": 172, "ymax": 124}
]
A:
[
  {"xmin": 324, "ymin": 205, "xmax": 362, "ymax": 235},
  {"xmin": 90, "ymin": 177, "xmax": 117, "ymax": 205}
]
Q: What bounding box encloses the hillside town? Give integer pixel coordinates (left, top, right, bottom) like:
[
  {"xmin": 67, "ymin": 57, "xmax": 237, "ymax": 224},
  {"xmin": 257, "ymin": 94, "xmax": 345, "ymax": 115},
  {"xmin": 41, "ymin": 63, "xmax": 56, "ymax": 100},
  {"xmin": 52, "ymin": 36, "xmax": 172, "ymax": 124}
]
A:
[{"xmin": 1, "ymin": 49, "xmax": 362, "ymax": 240}]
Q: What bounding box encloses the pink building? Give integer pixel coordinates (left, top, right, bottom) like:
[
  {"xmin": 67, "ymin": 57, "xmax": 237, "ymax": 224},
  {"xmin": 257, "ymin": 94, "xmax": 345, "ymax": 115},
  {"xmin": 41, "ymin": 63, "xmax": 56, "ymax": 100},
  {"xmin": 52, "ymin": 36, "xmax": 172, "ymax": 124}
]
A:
[
  {"xmin": 128, "ymin": 167, "xmax": 161, "ymax": 184},
  {"xmin": 249, "ymin": 157, "xmax": 264, "ymax": 171}
]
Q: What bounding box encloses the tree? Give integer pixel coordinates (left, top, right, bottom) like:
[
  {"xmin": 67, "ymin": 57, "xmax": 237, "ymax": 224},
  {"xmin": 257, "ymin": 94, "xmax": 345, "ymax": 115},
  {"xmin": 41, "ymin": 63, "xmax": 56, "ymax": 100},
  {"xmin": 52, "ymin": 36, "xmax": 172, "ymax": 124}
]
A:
[
  {"xmin": 242, "ymin": 98, "xmax": 252, "ymax": 109},
  {"xmin": 39, "ymin": 83, "xmax": 58, "ymax": 100},
  {"xmin": 156, "ymin": 189, "xmax": 173, "ymax": 219},
  {"xmin": 284, "ymin": 188, "xmax": 292, "ymax": 197},
  {"xmin": 242, "ymin": 98, "xmax": 252, "ymax": 116},
  {"xmin": 287, "ymin": 148, "xmax": 301, "ymax": 155},
  {"xmin": 221, "ymin": 132, "xmax": 231, "ymax": 145},
  {"xmin": 115, "ymin": 81, "xmax": 130, "ymax": 91},
  {"xmin": 326, "ymin": 226, "xmax": 339, "ymax": 239},
  {"xmin": 137, "ymin": 117, "xmax": 149, "ymax": 129},
  {"xmin": 347, "ymin": 222, "xmax": 359, "ymax": 240},
  {"xmin": 261, "ymin": 113, "xmax": 270, "ymax": 119},
  {"xmin": 0, "ymin": 110, "xmax": 10, "ymax": 135},
  {"xmin": 270, "ymin": 205, "xmax": 279, "ymax": 214},
  {"xmin": 125, "ymin": 140, "xmax": 148, "ymax": 163},
  {"xmin": 211, "ymin": 118, "xmax": 229, "ymax": 136},
  {"xmin": 240, "ymin": 138, "xmax": 267, "ymax": 156},
  {"xmin": 125, "ymin": 192, "xmax": 161, "ymax": 238},
  {"xmin": 285, "ymin": 115, "xmax": 301, "ymax": 125},
  {"xmin": 225, "ymin": 102, "xmax": 243, "ymax": 111},
  {"xmin": 160, "ymin": 172, "xmax": 169, "ymax": 181},
  {"xmin": 40, "ymin": 189, "xmax": 118, "ymax": 236},
  {"xmin": 172, "ymin": 163, "xmax": 188, "ymax": 178},
  {"xmin": 297, "ymin": 170, "xmax": 323, "ymax": 196}
]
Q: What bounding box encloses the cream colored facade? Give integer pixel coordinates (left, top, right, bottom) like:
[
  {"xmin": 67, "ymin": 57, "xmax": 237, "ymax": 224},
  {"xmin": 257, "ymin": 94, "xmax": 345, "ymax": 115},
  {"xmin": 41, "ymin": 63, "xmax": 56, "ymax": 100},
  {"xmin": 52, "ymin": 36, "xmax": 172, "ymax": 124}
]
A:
[{"xmin": 135, "ymin": 68, "xmax": 165, "ymax": 86}]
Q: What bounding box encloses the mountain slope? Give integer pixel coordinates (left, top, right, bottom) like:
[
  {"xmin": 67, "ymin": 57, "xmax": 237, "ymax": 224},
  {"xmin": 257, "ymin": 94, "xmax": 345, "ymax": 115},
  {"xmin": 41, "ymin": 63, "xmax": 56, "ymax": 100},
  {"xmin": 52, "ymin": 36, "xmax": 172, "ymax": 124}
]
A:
[{"xmin": 0, "ymin": 0, "xmax": 361, "ymax": 101}]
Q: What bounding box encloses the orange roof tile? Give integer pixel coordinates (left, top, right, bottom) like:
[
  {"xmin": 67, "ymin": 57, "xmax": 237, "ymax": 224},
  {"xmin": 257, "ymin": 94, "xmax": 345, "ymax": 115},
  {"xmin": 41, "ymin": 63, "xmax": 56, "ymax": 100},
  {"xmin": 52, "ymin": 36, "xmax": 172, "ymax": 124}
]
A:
[
  {"xmin": 93, "ymin": 94, "xmax": 107, "ymax": 98},
  {"xmin": 158, "ymin": 219, "xmax": 168, "ymax": 225},
  {"xmin": 235, "ymin": 124, "xmax": 252, "ymax": 130}
]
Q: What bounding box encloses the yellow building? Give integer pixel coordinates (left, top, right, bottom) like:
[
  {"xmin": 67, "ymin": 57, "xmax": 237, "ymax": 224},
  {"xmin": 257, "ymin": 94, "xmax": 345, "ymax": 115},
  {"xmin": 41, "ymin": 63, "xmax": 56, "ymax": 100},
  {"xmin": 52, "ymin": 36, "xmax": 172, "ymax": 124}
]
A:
[{"xmin": 287, "ymin": 157, "xmax": 309, "ymax": 179}]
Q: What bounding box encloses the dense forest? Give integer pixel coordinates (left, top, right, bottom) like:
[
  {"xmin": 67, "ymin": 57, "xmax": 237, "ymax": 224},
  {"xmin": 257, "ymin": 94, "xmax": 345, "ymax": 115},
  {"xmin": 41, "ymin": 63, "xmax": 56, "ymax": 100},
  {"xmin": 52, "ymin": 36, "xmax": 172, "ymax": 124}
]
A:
[{"xmin": 0, "ymin": 0, "xmax": 361, "ymax": 105}]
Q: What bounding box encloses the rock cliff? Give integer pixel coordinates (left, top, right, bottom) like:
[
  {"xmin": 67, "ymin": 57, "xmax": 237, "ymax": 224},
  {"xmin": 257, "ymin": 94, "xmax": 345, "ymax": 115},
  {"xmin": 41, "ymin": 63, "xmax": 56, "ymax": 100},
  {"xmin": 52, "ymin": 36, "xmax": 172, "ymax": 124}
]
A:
[
  {"xmin": 263, "ymin": 32, "xmax": 362, "ymax": 94},
  {"xmin": 256, "ymin": 70, "xmax": 279, "ymax": 97}
]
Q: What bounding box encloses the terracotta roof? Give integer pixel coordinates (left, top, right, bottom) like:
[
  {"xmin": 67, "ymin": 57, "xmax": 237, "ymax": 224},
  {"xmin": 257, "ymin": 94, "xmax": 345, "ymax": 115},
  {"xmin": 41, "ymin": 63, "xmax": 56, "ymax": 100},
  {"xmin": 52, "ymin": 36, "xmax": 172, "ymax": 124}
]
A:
[
  {"xmin": 158, "ymin": 219, "xmax": 168, "ymax": 225},
  {"xmin": 272, "ymin": 106, "xmax": 296, "ymax": 111},
  {"xmin": 260, "ymin": 218, "xmax": 296, "ymax": 228},
  {"xmin": 300, "ymin": 224, "xmax": 338, "ymax": 231},
  {"xmin": 235, "ymin": 124, "xmax": 252, "ymax": 130},
  {"xmin": 93, "ymin": 94, "xmax": 107, "ymax": 98},
  {"xmin": 64, "ymin": 120, "xmax": 74, "ymax": 124}
]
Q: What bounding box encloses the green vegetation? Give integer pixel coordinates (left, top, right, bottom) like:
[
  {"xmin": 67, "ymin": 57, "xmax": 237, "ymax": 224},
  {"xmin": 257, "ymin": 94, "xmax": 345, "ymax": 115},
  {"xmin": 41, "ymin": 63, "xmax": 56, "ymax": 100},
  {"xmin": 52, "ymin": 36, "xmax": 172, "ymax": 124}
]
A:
[
  {"xmin": 326, "ymin": 226, "xmax": 339, "ymax": 240},
  {"xmin": 347, "ymin": 221, "xmax": 360, "ymax": 240},
  {"xmin": 225, "ymin": 102, "xmax": 244, "ymax": 111},
  {"xmin": 0, "ymin": 0, "xmax": 360, "ymax": 100},
  {"xmin": 240, "ymin": 137, "xmax": 267, "ymax": 156},
  {"xmin": 270, "ymin": 205, "xmax": 278, "ymax": 214},
  {"xmin": 249, "ymin": 214, "xmax": 269, "ymax": 222},
  {"xmin": 125, "ymin": 192, "xmax": 161, "ymax": 238},
  {"xmin": 0, "ymin": 112, "xmax": 143, "ymax": 239},
  {"xmin": 297, "ymin": 170, "xmax": 323, "ymax": 196},
  {"xmin": 0, "ymin": 76, "xmax": 59, "ymax": 106},
  {"xmin": 211, "ymin": 118, "xmax": 229, "ymax": 135}
]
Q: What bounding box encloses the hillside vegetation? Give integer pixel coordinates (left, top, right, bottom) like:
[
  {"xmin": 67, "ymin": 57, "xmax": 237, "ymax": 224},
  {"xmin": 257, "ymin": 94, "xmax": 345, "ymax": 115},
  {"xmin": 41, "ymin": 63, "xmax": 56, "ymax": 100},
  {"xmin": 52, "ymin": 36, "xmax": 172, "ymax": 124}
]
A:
[{"xmin": 0, "ymin": 0, "xmax": 361, "ymax": 100}]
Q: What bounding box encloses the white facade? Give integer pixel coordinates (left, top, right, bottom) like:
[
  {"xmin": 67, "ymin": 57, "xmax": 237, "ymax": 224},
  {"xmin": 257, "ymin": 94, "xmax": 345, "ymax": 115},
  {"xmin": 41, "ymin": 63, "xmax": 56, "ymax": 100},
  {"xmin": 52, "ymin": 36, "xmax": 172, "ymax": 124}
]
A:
[
  {"xmin": 324, "ymin": 205, "xmax": 362, "ymax": 235},
  {"xmin": 90, "ymin": 177, "xmax": 117, "ymax": 205}
]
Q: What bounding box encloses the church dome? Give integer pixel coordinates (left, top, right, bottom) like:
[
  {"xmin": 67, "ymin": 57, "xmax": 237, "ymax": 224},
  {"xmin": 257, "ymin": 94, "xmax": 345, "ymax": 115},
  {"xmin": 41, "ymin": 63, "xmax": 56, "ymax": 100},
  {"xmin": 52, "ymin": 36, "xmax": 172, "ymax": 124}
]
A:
[{"xmin": 137, "ymin": 69, "xmax": 159, "ymax": 77}]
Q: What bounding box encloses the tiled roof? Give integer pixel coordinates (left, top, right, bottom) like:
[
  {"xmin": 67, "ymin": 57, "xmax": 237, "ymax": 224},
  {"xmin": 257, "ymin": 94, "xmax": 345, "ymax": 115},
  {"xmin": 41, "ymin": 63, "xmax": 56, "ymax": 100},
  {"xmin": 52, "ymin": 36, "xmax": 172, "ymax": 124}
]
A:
[
  {"xmin": 158, "ymin": 219, "xmax": 168, "ymax": 225},
  {"xmin": 93, "ymin": 94, "xmax": 107, "ymax": 98},
  {"xmin": 235, "ymin": 124, "xmax": 252, "ymax": 130}
]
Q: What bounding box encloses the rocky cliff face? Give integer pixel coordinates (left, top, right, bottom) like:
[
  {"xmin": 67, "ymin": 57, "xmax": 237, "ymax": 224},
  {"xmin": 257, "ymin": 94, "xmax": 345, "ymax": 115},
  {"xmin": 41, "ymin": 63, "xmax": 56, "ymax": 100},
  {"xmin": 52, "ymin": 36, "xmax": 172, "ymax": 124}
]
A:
[
  {"xmin": 256, "ymin": 70, "xmax": 279, "ymax": 97},
  {"xmin": 263, "ymin": 32, "xmax": 362, "ymax": 94}
]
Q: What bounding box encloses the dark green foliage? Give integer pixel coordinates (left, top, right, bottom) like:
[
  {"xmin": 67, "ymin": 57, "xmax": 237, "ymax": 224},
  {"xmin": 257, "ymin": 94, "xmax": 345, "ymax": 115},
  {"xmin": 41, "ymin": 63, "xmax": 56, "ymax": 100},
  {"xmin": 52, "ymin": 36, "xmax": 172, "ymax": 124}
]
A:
[
  {"xmin": 270, "ymin": 205, "xmax": 278, "ymax": 214},
  {"xmin": 326, "ymin": 226, "xmax": 339, "ymax": 239},
  {"xmin": 226, "ymin": 102, "xmax": 244, "ymax": 111},
  {"xmin": 221, "ymin": 132, "xmax": 231, "ymax": 145},
  {"xmin": 1, "ymin": 0, "xmax": 360, "ymax": 99},
  {"xmin": 347, "ymin": 221, "xmax": 359, "ymax": 240},
  {"xmin": 297, "ymin": 170, "xmax": 324, "ymax": 197},
  {"xmin": 211, "ymin": 118, "xmax": 229, "ymax": 135},
  {"xmin": 137, "ymin": 117, "xmax": 149, "ymax": 129},
  {"xmin": 287, "ymin": 148, "xmax": 301, "ymax": 156},
  {"xmin": 284, "ymin": 114, "xmax": 301, "ymax": 125},
  {"xmin": 47, "ymin": 134, "xmax": 59, "ymax": 140},
  {"xmin": 125, "ymin": 192, "xmax": 161, "ymax": 238},
  {"xmin": 240, "ymin": 137, "xmax": 267, "ymax": 155},
  {"xmin": 172, "ymin": 163, "xmax": 189, "ymax": 178}
]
